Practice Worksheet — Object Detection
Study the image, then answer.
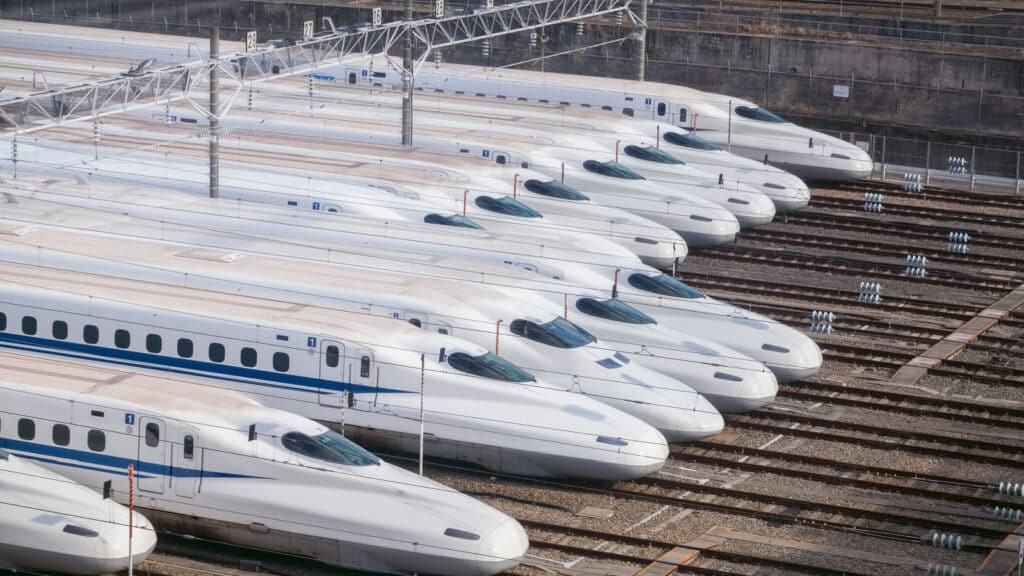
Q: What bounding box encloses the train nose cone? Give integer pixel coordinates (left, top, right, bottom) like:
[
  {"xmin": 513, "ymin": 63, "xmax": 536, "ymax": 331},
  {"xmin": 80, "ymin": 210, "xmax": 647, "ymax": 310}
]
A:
[
  {"xmin": 702, "ymin": 367, "xmax": 779, "ymax": 413},
  {"xmin": 659, "ymin": 393, "xmax": 724, "ymax": 443},
  {"xmin": 475, "ymin": 517, "xmax": 530, "ymax": 575},
  {"xmin": 764, "ymin": 329, "xmax": 823, "ymax": 383}
]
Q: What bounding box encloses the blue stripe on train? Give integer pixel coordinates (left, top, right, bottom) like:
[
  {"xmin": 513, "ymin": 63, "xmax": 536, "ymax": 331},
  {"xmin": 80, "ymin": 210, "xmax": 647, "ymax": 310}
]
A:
[
  {"xmin": 0, "ymin": 332, "xmax": 409, "ymax": 396},
  {"xmin": 1, "ymin": 438, "xmax": 265, "ymax": 479}
]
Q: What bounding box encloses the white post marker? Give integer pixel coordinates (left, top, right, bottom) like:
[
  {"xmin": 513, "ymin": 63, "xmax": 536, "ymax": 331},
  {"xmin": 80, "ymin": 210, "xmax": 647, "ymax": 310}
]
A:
[
  {"xmin": 1017, "ymin": 536, "xmax": 1022, "ymax": 576},
  {"xmin": 419, "ymin": 353, "xmax": 425, "ymax": 476},
  {"xmin": 127, "ymin": 463, "xmax": 134, "ymax": 576}
]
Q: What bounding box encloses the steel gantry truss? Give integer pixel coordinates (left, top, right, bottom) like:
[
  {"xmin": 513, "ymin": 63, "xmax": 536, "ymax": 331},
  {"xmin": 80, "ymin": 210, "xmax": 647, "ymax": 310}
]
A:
[{"xmin": 0, "ymin": 0, "xmax": 636, "ymax": 134}]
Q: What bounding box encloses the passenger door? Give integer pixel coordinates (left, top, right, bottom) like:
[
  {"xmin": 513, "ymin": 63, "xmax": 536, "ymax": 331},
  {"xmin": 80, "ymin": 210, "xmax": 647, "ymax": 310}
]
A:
[
  {"xmin": 347, "ymin": 347, "xmax": 377, "ymax": 406},
  {"xmin": 318, "ymin": 340, "xmax": 346, "ymax": 407},
  {"xmin": 174, "ymin": 427, "xmax": 199, "ymax": 498},
  {"xmin": 137, "ymin": 417, "xmax": 167, "ymax": 494}
]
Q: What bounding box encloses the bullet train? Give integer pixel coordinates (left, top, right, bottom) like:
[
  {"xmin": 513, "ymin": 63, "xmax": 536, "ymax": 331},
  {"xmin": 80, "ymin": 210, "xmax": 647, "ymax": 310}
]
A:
[
  {"xmin": 203, "ymin": 112, "xmax": 745, "ymax": 247},
  {"xmin": 0, "ymin": 221, "xmax": 724, "ymax": 439},
  {"xmin": 0, "ymin": 260, "xmax": 669, "ymax": 480},
  {"xmin": 22, "ymin": 138, "xmax": 682, "ymax": 268},
  {"xmin": 194, "ymin": 99, "xmax": 776, "ymax": 231},
  {"xmin": 342, "ymin": 59, "xmax": 873, "ymax": 182},
  {"xmin": 0, "ymin": 350, "xmax": 528, "ymax": 576},
  {"xmin": 257, "ymin": 83, "xmax": 811, "ymax": 212},
  {"xmin": 0, "ymin": 189, "xmax": 776, "ymax": 413},
  {"xmin": 1, "ymin": 180, "xmax": 818, "ymax": 383},
  {"xmin": 0, "ymin": 447, "xmax": 156, "ymax": 575}
]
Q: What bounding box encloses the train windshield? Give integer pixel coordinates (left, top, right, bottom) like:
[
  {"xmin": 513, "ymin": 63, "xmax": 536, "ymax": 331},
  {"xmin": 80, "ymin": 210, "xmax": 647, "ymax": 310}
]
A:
[
  {"xmin": 448, "ymin": 351, "xmax": 536, "ymax": 382},
  {"xmin": 475, "ymin": 196, "xmax": 543, "ymax": 218},
  {"xmin": 576, "ymin": 297, "xmax": 656, "ymax": 324},
  {"xmin": 523, "ymin": 179, "xmax": 590, "ymax": 201},
  {"xmin": 663, "ymin": 131, "xmax": 721, "ymax": 151},
  {"xmin": 734, "ymin": 106, "xmax": 787, "ymax": 123},
  {"xmin": 624, "ymin": 145, "xmax": 683, "ymax": 165},
  {"xmin": 510, "ymin": 317, "xmax": 597, "ymax": 349},
  {"xmin": 628, "ymin": 273, "xmax": 704, "ymax": 299},
  {"xmin": 282, "ymin": 430, "xmax": 380, "ymax": 466},
  {"xmin": 582, "ymin": 160, "xmax": 645, "ymax": 180},
  {"xmin": 423, "ymin": 213, "xmax": 484, "ymax": 229}
]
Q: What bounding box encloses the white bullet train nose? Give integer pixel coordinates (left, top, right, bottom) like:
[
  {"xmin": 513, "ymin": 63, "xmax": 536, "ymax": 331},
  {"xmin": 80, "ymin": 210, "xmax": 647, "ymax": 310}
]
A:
[
  {"xmin": 699, "ymin": 365, "xmax": 779, "ymax": 413},
  {"xmin": 87, "ymin": 512, "xmax": 157, "ymax": 575},
  {"xmin": 759, "ymin": 172, "xmax": 811, "ymax": 213},
  {"xmin": 730, "ymin": 315, "xmax": 823, "ymax": 382},
  {"xmin": 724, "ymin": 187, "xmax": 777, "ymax": 228},
  {"xmin": 628, "ymin": 235, "xmax": 688, "ymax": 269},
  {"xmin": 469, "ymin": 517, "xmax": 530, "ymax": 576},
  {"xmin": 606, "ymin": 364, "xmax": 725, "ymax": 442},
  {"xmin": 670, "ymin": 203, "xmax": 741, "ymax": 248}
]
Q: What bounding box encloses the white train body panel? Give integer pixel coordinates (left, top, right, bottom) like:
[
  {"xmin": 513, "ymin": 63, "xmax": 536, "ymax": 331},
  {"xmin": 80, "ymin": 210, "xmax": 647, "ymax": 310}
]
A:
[
  {"xmin": 0, "ymin": 449, "xmax": 156, "ymax": 575},
  {"xmin": 1, "ymin": 183, "xmax": 815, "ymax": 383},
  {"xmin": 23, "ymin": 135, "xmax": 674, "ymax": 268},
  {"xmin": 0, "ymin": 261, "xmax": 668, "ymax": 481},
  {"xmin": 0, "ymin": 221, "xmax": 726, "ymax": 440},
  {"xmin": 338, "ymin": 59, "xmax": 872, "ymax": 182},
  {"xmin": 171, "ymin": 103, "xmax": 753, "ymax": 240},
  {"xmin": 0, "ymin": 355, "xmax": 527, "ymax": 575},
  {"xmin": 265, "ymin": 86, "xmax": 810, "ymax": 212}
]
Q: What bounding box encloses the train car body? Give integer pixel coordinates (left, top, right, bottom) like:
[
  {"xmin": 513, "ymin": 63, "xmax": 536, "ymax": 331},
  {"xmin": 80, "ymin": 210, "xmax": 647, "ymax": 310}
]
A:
[
  {"xmin": 0, "ymin": 352, "xmax": 527, "ymax": 576},
  {"xmin": 0, "ymin": 258, "xmax": 668, "ymax": 480},
  {"xmin": 340, "ymin": 59, "xmax": 872, "ymax": 182},
  {"xmin": 0, "ymin": 448, "xmax": 156, "ymax": 575}
]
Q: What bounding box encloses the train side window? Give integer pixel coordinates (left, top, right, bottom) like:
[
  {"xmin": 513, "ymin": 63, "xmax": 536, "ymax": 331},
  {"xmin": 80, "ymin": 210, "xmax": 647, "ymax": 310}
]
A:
[
  {"xmin": 273, "ymin": 352, "xmax": 290, "ymax": 372},
  {"xmin": 18, "ymin": 418, "xmax": 35, "ymax": 440},
  {"xmin": 240, "ymin": 347, "xmax": 258, "ymax": 367},
  {"xmin": 622, "ymin": 108, "xmax": 634, "ymax": 117},
  {"xmin": 52, "ymin": 424, "xmax": 70, "ymax": 446},
  {"xmin": 0, "ymin": 312, "xmax": 5, "ymax": 330},
  {"xmin": 408, "ymin": 318, "xmax": 422, "ymax": 328},
  {"xmin": 539, "ymin": 99, "xmax": 549, "ymax": 103},
  {"xmin": 87, "ymin": 430, "xmax": 105, "ymax": 452},
  {"xmin": 52, "ymin": 320, "xmax": 68, "ymax": 340},
  {"xmin": 145, "ymin": 423, "xmax": 159, "ymax": 447},
  {"xmin": 325, "ymin": 345, "xmax": 339, "ymax": 368},
  {"xmin": 146, "ymin": 334, "xmax": 162, "ymax": 354},
  {"xmin": 183, "ymin": 435, "xmax": 194, "ymax": 459},
  {"xmin": 360, "ymin": 356, "xmax": 370, "ymax": 378},
  {"xmin": 679, "ymin": 108, "xmax": 688, "ymax": 123},
  {"xmin": 601, "ymin": 105, "xmax": 613, "ymax": 111},
  {"xmin": 21, "ymin": 316, "xmax": 37, "ymax": 335},
  {"xmin": 177, "ymin": 338, "xmax": 194, "ymax": 358},
  {"xmin": 657, "ymin": 102, "xmax": 667, "ymax": 116},
  {"xmin": 114, "ymin": 329, "xmax": 130, "ymax": 349},
  {"xmin": 209, "ymin": 343, "xmax": 226, "ymax": 363},
  {"xmin": 437, "ymin": 327, "xmax": 449, "ymax": 335},
  {"xmin": 83, "ymin": 325, "xmax": 99, "ymax": 344}
]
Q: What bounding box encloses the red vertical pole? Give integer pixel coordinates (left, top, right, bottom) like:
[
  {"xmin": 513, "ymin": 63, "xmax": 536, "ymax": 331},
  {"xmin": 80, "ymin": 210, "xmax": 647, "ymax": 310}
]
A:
[
  {"xmin": 462, "ymin": 189, "xmax": 468, "ymax": 217},
  {"xmin": 513, "ymin": 173, "xmax": 518, "ymax": 199}
]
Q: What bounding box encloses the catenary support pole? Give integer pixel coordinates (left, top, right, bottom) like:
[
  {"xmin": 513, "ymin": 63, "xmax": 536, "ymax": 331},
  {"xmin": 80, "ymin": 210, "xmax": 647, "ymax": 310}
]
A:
[
  {"xmin": 418, "ymin": 353, "xmax": 425, "ymax": 475},
  {"xmin": 402, "ymin": 0, "xmax": 414, "ymax": 146},
  {"xmin": 635, "ymin": 0, "xmax": 647, "ymax": 81},
  {"xmin": 209, "ymin": 25, "xmax": 220, "ymax": 198}
]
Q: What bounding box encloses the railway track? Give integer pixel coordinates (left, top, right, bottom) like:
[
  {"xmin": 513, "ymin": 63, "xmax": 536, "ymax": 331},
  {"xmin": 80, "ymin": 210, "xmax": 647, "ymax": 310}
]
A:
[
  {"xmin": 822, "ymin": 342, "xmax": 1024, "ymax": 388},
  {"xmin": 778, "ymin": 380, "xmax": 1024, "ymax": 429},
  {"xmin": 732, "ymin": 411, "xmax": 1024, "ymax": 467},
  {"xmin": 777, "ymin": 212, "xmax": 1024, "ymax": 250},
  {"xmin": 696, "ymin": 245, "xmax": 1017, "ymax": 291},
  {"xmin": 737, "ymin": 227, "xmax": 1024, "ymax": 272},
  {"xmin": 671, "ymin": 443, "xmax": 1016, "ymax": 509},
  {"xmin": 625, "ymin": 474, "xmax": 1007, "ymax": 543},
  {"xmin": 806, "ymin": 197, "xmax": 1024, "ymax": 229},
  {"xmin": 831, "ymin": 182, "xmax": 1024, "ymax": 211},
  {"xmin": 524, "ymin": 520, "xmax": 882, "ymax": 576}
]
